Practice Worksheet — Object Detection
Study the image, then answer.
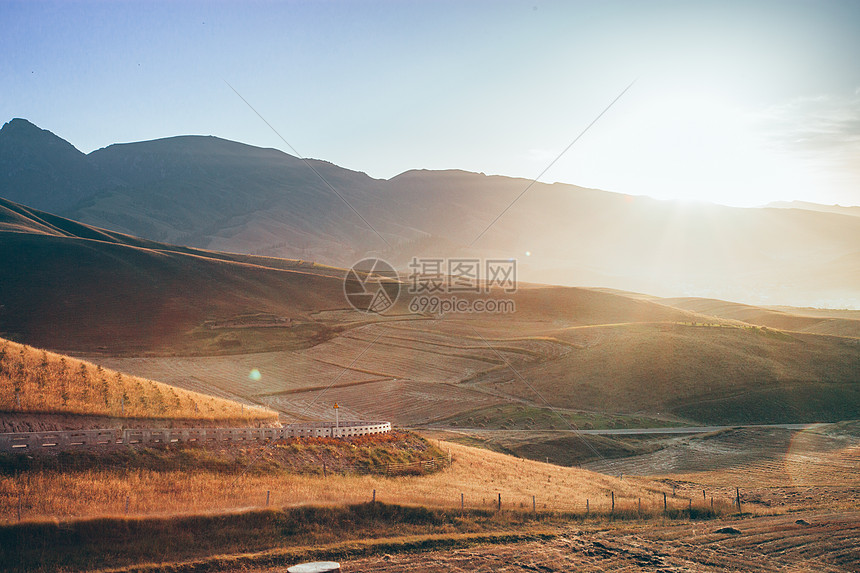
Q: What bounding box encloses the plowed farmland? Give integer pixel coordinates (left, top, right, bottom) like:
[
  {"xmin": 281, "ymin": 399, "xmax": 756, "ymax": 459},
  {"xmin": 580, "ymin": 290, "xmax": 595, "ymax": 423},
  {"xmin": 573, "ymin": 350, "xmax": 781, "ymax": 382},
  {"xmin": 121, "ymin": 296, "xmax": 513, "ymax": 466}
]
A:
[
  {"xmin": 260, "ymin": 511, "xmax": 859, "ymax": 573},
  {"xmin": 262, "ymin": 378, "xmax": 506, "ymax": 425}
]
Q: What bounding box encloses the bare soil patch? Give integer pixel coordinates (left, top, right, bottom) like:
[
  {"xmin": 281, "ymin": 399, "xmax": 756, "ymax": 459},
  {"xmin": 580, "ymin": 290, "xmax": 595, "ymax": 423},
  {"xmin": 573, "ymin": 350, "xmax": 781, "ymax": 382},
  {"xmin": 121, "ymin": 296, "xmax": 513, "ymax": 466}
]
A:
[{"xmin": 251, "ymin": 510, "xmax": 859, "ymax": 573}]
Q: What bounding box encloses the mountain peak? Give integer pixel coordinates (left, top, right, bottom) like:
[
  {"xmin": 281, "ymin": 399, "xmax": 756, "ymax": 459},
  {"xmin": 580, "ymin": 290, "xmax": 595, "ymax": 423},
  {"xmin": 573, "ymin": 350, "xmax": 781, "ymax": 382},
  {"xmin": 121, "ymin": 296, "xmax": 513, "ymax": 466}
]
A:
[
  {"xmin": 0, "ymin": 118, "xmax": 82, "ymax": 153},
  {"xmin": 1, "ymin": 117, "xmax": 41, "ymax": 132},
  {"xmin": 0, "ymin": 118, "xmax": 104, "ymax": 212}
]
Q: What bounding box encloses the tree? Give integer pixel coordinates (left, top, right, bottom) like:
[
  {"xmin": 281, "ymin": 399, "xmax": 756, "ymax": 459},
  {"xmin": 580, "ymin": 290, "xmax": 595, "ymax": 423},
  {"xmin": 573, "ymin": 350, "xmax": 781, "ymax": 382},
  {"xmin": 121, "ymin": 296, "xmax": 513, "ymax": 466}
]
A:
[
  {"xmin": 58, "ymin": 358, "xmax": 69, "ymax": 405},
  {"xmin": 100, "ymin": 374, "xmax": 110, "ymax": 408},
  {"xmin": 78, "ymin": 363, "xmax": 90, "ymax": 401}
]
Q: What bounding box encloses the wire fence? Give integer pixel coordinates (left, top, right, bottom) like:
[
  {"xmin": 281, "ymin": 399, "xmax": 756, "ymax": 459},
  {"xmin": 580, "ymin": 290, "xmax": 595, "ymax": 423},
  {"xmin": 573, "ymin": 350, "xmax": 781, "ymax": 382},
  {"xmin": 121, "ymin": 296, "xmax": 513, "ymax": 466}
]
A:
[{"xmin": 386, "ymin": 455, "xmax": 451, "ymax": 476}]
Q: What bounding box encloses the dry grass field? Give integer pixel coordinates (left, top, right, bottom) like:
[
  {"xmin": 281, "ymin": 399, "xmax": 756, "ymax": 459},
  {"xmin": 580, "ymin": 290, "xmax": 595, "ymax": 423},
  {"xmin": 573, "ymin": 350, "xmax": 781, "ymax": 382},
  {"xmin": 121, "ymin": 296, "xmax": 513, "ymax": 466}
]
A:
[
  {"xmin": 659, "ymin": 296, "xmax": 860, "ymax": 338},
  {"xmin": 0, "ymin": 440, "xmax": 672, "ymax": 525},
  {"xmin": 0, "ymin": 337, "xmax": 276, "ymax": 424}
]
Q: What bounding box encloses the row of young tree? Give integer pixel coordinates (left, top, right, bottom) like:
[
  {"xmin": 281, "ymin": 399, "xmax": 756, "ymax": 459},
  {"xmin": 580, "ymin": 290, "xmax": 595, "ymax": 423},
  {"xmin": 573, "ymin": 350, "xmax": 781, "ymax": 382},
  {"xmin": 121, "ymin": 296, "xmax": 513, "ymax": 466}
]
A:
[{"xmin": 0, "ymin": 340, "xmax": 270, "ymax": 420}]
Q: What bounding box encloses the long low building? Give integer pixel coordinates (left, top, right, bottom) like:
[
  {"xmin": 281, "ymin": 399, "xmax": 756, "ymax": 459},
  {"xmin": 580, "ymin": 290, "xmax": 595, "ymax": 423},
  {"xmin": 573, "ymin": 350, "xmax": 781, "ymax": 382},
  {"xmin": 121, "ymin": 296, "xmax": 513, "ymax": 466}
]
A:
[{"xmin": 0, "ymin": 421, "xmax": 392, "ymax": 453}]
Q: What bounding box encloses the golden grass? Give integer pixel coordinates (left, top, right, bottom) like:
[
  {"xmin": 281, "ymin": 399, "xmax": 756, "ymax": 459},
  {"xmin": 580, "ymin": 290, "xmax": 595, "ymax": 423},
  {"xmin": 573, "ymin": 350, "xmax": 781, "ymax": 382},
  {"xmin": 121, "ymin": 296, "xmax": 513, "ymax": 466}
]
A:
[
  {"xmin": 0, "ymin": 442, "xmax": 678, "ymax": 524},
  {"xmin": 0, "ymin": 337, "xmax": 277, "ymax": 422}
]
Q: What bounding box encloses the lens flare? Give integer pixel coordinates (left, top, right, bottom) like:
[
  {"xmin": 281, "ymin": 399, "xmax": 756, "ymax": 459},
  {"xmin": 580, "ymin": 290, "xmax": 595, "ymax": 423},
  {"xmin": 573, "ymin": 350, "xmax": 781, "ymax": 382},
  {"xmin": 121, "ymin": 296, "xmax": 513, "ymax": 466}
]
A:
[{"xmin": 248, "ymin": 368, "xmax": 261, "ymax": 381}]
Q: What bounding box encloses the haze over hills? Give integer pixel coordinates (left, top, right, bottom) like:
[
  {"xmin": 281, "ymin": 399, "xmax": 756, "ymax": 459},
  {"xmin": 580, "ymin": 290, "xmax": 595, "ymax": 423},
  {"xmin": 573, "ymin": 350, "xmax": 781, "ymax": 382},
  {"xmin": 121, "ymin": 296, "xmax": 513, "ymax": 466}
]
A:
[
  {"xmin": 765, "ymin": 200, "xmax": 860, "ymax": 218},
  {"xmin": 2, "ymin": 118, "xmax": 859, "ymax": 308},
  {"xmin": 1, "ymin": 198, "xmax": 857, "ymax": 429}
]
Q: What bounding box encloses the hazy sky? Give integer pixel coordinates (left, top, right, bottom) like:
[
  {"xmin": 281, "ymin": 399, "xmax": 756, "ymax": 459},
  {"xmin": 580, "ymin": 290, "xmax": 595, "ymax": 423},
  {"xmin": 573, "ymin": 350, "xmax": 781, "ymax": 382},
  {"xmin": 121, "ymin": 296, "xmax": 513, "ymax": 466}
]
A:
[{"xmin": 3, "ymin": 0, "xmax": 859, "ymax": 207}]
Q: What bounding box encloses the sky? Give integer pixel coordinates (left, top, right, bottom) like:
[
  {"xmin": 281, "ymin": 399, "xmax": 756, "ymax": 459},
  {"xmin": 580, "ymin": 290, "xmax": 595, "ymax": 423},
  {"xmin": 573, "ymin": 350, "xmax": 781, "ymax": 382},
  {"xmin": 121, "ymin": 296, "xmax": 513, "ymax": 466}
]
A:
[{"xmin": 2, "ymin": 0, "xmax": 859, "ymax": 208}]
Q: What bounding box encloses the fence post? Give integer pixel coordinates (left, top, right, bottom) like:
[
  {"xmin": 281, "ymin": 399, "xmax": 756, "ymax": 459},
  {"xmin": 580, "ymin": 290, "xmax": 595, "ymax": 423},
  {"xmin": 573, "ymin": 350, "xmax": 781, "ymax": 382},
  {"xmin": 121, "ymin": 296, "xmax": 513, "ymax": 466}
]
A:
[
  {"xmin": 533, "ymin": 495, "xmax": 536, "ymax": 513},
  {"xmin": 323, "ymin": 462, "xmax": 327, "ymax": 478},
  {"xmin": 372, "ymin": 489, "xmax": 376, "ymax": 504},
  {"xmin": 638, "ymin": 497, "xmax": 641, "ymax": 514},
  {"xmin": 461, "ymin": 492, "xmax": 464, "ymax": 512},
  {"xmin": 711, "ymin": 496, "xmax": 714, "ymax": 510},
  {"xmin": 586, "ymin": 499, "xmax": 589, "ymax": 515},
  {"xmin": 688, "ymin": 498, "xmax": 692, "ymax": 513},
  {"xmin": 703, "ymin": 489, "xmax": 706, "ymax": 501},
  {"xmin": 497, "ymin": 493, "xmax": 501, "ymax": 511},
  {"xmin": 611, "ymin": 491, "xmax": 615, "ymax": 513},
  {"xmin": 736, "ymin": 487, "xmax": 741, "ymax": 514},
  {"xmin": 663, "ymin": 492, "xmax": 667, "ymax": 513},
  {"xmin": 266, "ymin": 490, "xmax": 270, "ymax": 506},
  {"xmin": 125, "ymin": 496, "xmax": 130, "ymax": 514}
]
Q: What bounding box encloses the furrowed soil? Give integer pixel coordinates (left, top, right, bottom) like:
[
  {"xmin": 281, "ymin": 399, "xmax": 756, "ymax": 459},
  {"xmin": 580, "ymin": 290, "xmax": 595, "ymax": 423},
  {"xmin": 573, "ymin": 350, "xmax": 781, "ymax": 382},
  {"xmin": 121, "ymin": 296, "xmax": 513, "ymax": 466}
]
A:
[{"xmin": 240, "ymin": 511, "xmax": 858, "ymax": 573}]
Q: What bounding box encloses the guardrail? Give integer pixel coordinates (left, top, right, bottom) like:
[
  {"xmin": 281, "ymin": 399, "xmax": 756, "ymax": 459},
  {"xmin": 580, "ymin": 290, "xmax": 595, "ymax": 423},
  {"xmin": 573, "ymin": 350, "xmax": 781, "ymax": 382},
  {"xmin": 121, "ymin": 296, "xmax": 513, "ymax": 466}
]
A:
[{"xmin": 0, "ymin": 421, "xmax": 391, "ymax": 453}]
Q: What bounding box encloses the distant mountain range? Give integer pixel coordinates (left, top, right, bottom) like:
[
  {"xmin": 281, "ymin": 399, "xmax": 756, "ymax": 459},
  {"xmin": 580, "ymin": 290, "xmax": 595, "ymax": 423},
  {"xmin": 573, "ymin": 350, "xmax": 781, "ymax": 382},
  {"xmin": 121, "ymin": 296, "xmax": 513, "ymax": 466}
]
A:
[
  {"xmin": 764, "ymin": 200, "xmax": 860, "ymax": 218},
  {"xmin": 2, "ymin": 118, "xmax": 858, "ymax": 308}
]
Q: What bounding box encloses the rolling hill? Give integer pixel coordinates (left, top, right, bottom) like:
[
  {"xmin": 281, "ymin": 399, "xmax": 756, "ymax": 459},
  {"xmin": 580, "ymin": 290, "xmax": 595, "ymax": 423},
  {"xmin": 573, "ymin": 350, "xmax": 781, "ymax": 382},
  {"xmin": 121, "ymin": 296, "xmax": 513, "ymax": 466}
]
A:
[
  {"xmin": 0, "ymin": 336, "xmax": 277, "ymax": 430},
  {"xmin": 655, "ymin": 296, "xmax": 860, "ymax": 338},
  {"xmin": 0, "ymin": 196, "xmax": 350, "ymax": 353},
  {"xmin": 0, "ymin": 197, "xmax": 857, "ymax": 431},
  {"xmin": 2, "ymin": 118, "xmax": 859, "ymax": 308}
]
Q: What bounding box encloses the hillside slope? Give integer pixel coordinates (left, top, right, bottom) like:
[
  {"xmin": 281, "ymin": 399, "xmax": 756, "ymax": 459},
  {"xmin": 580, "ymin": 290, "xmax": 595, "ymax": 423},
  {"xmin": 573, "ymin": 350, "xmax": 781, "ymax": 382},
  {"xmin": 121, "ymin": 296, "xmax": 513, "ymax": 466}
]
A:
[
  {"xmin": 0, "ymin": 197, "xmax": 349, "ymax": 353},
  {"xmin": 657, "ymin": 297, "xmax": 860, "ymax": 338},
  {"xmin": 466, "ymin": 322, "xmax": 860, "ymax": 424},
  {"xmin": 1, "ymin": 199, "xmax": 857, "ymax": 427},
  {"xmin": 0, "ymin": 337, "xmax": 276, "ymax": 427}
]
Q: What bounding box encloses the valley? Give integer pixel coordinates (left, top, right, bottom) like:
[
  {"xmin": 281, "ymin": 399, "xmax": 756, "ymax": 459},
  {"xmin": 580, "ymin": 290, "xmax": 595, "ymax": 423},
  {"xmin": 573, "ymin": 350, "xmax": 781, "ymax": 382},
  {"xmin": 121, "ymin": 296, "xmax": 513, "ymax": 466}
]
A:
[{"xmin": 1, "ymin": 127, "xmax": 858, "ymax": 572}]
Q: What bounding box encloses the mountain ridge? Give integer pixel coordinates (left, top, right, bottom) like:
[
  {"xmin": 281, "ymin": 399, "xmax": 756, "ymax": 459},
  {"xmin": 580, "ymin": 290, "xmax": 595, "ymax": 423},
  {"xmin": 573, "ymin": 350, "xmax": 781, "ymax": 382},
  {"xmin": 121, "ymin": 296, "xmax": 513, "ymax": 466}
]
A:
[{"xmin": 2, "ymin": 118, "xmax": 859, "ymax": 308}]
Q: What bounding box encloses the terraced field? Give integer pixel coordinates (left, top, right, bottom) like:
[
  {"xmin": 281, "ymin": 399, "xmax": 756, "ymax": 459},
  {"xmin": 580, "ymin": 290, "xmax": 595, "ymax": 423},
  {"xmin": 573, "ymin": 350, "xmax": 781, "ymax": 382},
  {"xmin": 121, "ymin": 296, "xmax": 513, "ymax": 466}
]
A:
[
  {"xmin": 87, "ymin": 320, "xmax": 568, "ymax": 423},
  {"xmin": 88, "ymin": 351, "xmax": 377, "ymax": 401},
  {"xmin": 262, "ymin": 378, "xmax": 506, "ymax": 425}
]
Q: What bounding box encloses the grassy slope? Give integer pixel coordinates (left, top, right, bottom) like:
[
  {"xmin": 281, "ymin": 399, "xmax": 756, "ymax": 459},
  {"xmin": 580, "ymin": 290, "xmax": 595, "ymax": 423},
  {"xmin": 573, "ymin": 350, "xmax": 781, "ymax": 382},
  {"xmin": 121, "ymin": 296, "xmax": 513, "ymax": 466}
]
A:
[
  {"xmin": 658, "ymin": 296, "xmax": 860, "ymax": 338},
  {"xmin": 2, "ymin": 198, "xmax": 858, "ymax": 427},
  {"xmin": 0, "ymin": 198, "xmax": 348, "ymax": 353},
  {"xmin": 0, "ymin": 337, "xmax": 276, "ymax": 423},
  {"xmin": 0, "ymin": 438, "xmax": 662, "ymax": 528},
  {"xmin": 0, "ymin": 430, "xmax": 444, "ymax": 476},
  {"xmin": 467, "ymin": 322, "xmax": 860, "ymax": 424}
]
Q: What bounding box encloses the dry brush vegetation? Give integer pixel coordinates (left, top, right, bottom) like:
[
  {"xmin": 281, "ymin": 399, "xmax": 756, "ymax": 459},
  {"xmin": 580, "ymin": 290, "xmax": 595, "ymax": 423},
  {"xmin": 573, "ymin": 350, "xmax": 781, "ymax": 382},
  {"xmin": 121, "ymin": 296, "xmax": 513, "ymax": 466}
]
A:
[
  {"xmin": 0, "ymin": 440, "xmax": 679, "ymax": 525},
  {"xmin": 0, "ymin": 338, "xmax": 277, "ymax": 423}
]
